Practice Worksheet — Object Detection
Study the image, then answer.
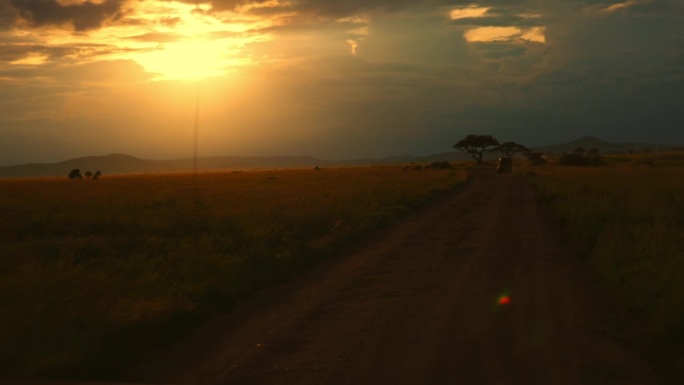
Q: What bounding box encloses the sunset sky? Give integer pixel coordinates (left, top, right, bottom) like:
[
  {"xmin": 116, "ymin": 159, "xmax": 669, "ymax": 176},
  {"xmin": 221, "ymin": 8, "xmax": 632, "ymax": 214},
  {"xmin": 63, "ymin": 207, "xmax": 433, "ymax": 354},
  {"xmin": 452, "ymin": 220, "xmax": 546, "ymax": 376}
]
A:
[{"xmin": 1, "ymin": 0, "xmax": 682, "ymax": 165}]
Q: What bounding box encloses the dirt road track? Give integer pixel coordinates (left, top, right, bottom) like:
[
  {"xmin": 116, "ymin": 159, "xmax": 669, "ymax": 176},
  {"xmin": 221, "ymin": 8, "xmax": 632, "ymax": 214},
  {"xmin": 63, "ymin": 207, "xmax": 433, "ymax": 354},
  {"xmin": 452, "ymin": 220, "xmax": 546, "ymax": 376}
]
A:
[{"xmin": 127, "ymin": 174, "xmax": 658, "ymax": 385}]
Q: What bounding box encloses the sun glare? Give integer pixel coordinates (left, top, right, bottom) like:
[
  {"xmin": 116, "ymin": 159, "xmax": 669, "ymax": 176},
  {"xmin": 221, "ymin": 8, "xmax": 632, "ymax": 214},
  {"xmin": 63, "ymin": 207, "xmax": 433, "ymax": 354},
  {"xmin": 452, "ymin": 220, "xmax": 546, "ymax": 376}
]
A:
[
  {"xmin": 121, "ymin": 1, "xmax": 253, "ymax": 81},
  {"xmin": 133, "ymin": 40, "xmax": 233, "ymax": 80},
  {"xmin": 6, "ymin": 0, "xmax": 265, "ymax": 82}
]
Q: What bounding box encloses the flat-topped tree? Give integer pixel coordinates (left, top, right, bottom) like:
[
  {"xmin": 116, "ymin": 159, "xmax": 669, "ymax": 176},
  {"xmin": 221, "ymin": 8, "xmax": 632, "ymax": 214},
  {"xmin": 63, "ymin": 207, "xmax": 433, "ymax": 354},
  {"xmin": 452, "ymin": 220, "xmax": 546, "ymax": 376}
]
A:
[
  {"xmin": 492, "ymin": 141, "xmax": 530, "ymax": 159},
  {"xmin": 491, "ymin": 141, "xmax": 530, "ymax": 174},
  {"xmin": 453, "ymin": 134, "xmax": 500, "ymax": 164}
]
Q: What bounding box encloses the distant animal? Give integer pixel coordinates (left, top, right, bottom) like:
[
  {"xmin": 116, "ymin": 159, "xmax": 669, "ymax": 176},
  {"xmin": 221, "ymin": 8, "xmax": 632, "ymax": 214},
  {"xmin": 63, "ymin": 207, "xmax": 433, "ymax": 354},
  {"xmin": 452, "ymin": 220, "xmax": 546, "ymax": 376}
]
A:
[
  {"xmin": 93, "ymin": 170, "xmax": 101, "ymax": 180},
  {"xmin": 68, "ymin": 169, "xmax": 82, "ymax": 179}
]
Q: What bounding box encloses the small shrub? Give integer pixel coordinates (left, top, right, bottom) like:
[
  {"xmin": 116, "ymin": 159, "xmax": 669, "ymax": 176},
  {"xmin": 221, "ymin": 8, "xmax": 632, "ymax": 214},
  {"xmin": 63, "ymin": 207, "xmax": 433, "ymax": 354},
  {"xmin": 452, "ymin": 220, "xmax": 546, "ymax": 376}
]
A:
[
  {"xmin": 559, "ymin": 153, "xmax": 604, "ymax": 166},
  {"xmin": 426, "ymin": 161, "xmax": 452, "ymax": 170},
  {"xmin": 526, "ymin": 152, "xmax": 546, "ymax": 166}
]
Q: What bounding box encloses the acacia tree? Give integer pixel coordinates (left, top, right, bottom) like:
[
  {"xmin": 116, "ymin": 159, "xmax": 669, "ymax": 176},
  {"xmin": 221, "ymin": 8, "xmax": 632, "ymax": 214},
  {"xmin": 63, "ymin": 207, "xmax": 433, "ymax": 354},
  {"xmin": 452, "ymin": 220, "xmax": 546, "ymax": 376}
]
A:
[
  {"xmin": 490, "ymin": 141, "xmax": 530, "ymax": 174},
  {"xmin": 491, "ymin": 141, "xmax": 530, "ymax": 159},
  {"xmin": 453, "ymin": 134, "xmax": 500, "ymax": 164}
]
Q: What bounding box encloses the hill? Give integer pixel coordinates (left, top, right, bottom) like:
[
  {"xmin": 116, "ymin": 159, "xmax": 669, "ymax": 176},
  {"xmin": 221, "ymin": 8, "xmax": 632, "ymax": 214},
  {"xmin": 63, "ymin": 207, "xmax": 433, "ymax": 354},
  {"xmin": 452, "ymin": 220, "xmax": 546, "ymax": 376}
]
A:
[
  {"xmin": 0, "ymin": 154, "xmax": 164, "ymax": 178},
  {"xmin": 0, "ymin": 153, "xmax": 476, "ymax": 179},
  {"xmin": 534, "ymin": 136, "xmax": 676, "ymax": 155},
  {"xmin": 0, "ymin": 136, "xmax": 680, "ymax": 178},
  {"xmin": 0, "ymin": 154, "xmax": 341, "ymax": 178}
]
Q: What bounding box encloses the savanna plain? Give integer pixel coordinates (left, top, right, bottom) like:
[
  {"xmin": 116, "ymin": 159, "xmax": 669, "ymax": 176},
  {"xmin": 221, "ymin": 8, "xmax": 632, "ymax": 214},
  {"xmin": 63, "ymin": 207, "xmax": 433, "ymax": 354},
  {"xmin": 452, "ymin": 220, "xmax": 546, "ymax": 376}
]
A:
[
  {"xmin": 0, "ymin": 166, "xmax": 467, "ymax": 378},
  {"xmin": 1, "ymin": 152, "xmax": 683, "ymax": 383}
]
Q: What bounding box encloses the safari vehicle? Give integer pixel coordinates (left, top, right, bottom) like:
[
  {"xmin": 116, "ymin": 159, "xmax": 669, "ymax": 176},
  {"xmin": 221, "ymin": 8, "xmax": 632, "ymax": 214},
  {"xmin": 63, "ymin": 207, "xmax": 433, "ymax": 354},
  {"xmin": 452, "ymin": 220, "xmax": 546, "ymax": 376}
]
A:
[{"xmin": 497, "ymin": 157, "xmax": 512, "ymax": 174}]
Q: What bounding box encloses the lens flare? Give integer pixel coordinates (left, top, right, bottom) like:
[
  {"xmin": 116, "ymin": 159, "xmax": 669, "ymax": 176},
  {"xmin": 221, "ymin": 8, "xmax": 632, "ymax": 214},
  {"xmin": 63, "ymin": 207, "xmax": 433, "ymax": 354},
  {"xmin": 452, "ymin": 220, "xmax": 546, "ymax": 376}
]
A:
[{"xmin": 497, "ymin": 290, "xmax": 511, "ymax": 305}]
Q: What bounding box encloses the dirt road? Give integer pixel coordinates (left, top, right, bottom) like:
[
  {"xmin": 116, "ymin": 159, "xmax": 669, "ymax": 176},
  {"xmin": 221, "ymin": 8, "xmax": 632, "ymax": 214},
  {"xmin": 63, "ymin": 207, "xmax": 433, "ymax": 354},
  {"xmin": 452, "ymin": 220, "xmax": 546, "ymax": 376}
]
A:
[{"xmin": 134, "ymin": 174, "xmax": 656, "ymax": 385}]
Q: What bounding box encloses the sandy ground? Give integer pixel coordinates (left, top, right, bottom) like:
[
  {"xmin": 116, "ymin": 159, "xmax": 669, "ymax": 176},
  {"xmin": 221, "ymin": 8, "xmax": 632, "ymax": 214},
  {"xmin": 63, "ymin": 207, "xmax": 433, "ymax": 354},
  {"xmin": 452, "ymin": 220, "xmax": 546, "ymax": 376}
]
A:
[{"xmin": 4, "ymin": 174, "xmax": 657, "ymax": 385}]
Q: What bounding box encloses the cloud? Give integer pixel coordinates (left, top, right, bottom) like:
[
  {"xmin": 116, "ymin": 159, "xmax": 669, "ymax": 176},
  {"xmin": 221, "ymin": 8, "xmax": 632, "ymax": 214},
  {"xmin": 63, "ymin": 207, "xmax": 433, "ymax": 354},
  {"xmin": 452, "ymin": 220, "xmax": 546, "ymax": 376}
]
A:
[
  {"xmin": 9, "ymin": 0, "xmax": 129, "ymax": 31},
  {"xmin": 0, "ymin": 0, "xmax": 18, "ymax": 30},
  {"xmin": 124, "ymin": 32, "xmax": 184, "ymax": 43},
  {"xmin": 166, "ymin": 0, "xmax": 273, "ymax": 12},
  {"xmin": 601, "ymin": 0, "xmax": 643, "ymax": 12},
  {"xmin": 464, "ymin": 26, "xmax": 545, "ymax": 43}
]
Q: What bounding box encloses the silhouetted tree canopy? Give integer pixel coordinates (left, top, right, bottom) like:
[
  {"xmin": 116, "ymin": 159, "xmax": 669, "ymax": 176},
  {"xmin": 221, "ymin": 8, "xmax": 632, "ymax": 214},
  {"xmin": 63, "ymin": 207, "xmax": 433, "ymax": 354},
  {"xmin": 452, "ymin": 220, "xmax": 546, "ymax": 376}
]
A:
[
  {"xmin": 491, "ymin": 141, "xmax": 530, "ymax": 159},
  {"xmin": 572, "ymin": 147, "xmax": 586, "ymax": 156},
  {"xmin": 453, "ymin": 134, "xmax": 500, "ymax": 164},
  {"xmin": 560, "ymin": 149, "xmax": 604, "ymax": 166},
  {"xmin": 68, "ymin": 169, "xmax": 82, "ymax": 179},
  {"xmin": 586, "ymin": 147, "xmax": 601, "ymax": 158}
]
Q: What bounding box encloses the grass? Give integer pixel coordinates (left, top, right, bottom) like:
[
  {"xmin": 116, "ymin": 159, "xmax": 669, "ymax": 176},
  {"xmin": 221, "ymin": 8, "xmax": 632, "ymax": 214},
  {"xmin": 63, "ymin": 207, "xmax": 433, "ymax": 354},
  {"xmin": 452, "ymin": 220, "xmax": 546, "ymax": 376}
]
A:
[
  {"xmin": 0, "ymin": 166, "xmax": 466, "ymax": 378},
  {"xmin": 520, "ymin": 151, "xmax": 684, "ymax": 381}
]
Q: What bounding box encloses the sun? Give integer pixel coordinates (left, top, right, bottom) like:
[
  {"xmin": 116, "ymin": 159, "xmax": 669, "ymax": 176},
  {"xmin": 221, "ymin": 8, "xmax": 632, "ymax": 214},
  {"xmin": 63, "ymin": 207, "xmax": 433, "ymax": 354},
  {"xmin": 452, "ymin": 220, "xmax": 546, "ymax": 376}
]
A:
[
  {"xmin": 134, "ymin": 39, "xmax": 233, "ymax": 80},
  {"xmin": 124, "ymin": 1, "xmax": 254, "ymax": 81}
]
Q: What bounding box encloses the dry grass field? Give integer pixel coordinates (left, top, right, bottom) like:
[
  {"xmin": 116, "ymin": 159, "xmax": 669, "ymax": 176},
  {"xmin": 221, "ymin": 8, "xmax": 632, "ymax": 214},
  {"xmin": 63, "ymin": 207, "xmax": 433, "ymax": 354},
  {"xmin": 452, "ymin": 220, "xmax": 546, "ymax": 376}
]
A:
[
  {"xmin": 0, "ymin": 166, "xmax": 466, "ymax": 378},
  {"xmin": 521, "ymin": 150, "xmax": 684, "ymax": 379},
  {"xmin": 3, "ymin": 151, "xmax": 683, "ymax": 381}
]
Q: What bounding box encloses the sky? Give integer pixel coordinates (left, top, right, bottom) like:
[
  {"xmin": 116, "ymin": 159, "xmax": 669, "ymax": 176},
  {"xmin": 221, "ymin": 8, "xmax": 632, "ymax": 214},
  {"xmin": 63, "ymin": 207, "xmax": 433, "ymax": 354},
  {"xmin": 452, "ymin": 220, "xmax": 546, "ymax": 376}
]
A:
[{"xmin": 0, "ymin": 0, "xmax": 682, "ymax": 165}]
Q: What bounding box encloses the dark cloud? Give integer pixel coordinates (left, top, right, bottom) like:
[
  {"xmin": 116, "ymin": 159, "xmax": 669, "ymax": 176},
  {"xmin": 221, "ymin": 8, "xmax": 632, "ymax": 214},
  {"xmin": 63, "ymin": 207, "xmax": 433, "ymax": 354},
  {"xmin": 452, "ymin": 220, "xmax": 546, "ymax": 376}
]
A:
[
  {"xmin": 9, "ymin": 0, "xmax": 128, "ymax": 31},
  {"xmin": 622, "ymin": 0, "xmax": 684, "ymax": 17},
  {"xmin": 481, "ymin": 44, "xmax": 527, "ymax": 59},
  {"xmin": 204, "ymin": 0, "xmax": 463, "ymax": 18},
  {"xmin": 450, "ymin": 15, "xmax": 543, "ymax": 27},
  {"xmin": 210, "ymin": 0, "xmax": 270, "ymax": 10},
  {"xmin": 165, "ymin": 0, "xmax": 270, "ymax": 11},
  {"xmin": 290, "ymin": 0, "xmax": 417, "ymax": 17},
  {"xmin": 0, "ymin": 0, "xmax": 18, "ymax": 30}
]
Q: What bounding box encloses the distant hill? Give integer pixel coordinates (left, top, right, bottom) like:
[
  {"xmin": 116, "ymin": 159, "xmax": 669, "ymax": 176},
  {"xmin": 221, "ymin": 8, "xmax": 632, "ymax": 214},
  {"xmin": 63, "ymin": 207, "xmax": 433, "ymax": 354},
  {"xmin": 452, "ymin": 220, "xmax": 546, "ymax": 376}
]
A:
[
  {"xmin": 1, "ymin": 136, "xmax": 681, "ymax": 178},
  {"xmin": 0, "ymin": 152, "xmax": 477, "ymax": 179},
  {"xmin": 0, "ymin": 154, "xmax": 341, "ymax": 178},
  {"xmin": 533, "ymin": 136, "xmax": 677, "ymax": 155},
  {"xmin": 0, "ymin": 154, "xmax": 165, "ymax": 178}
]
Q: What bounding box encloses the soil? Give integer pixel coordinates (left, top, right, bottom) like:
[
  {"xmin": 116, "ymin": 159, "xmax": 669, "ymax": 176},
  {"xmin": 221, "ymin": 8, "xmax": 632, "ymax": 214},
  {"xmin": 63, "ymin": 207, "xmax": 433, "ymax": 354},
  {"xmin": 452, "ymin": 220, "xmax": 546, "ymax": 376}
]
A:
[{"xmin": 127, "ymin": 174, "xmax": 657, "ymax": 385}]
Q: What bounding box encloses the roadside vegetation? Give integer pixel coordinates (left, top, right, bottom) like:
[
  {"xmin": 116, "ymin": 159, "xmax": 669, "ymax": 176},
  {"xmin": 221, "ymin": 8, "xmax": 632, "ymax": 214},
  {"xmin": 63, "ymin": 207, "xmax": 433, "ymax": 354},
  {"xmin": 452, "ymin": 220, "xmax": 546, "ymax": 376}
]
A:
[
  {"xmin": 521, "ymin": 150, "xmax": 684, "ymax": 381},
  {"xmin": 0, "ymin": 166, "xmax": 465, "ymax": 378}
]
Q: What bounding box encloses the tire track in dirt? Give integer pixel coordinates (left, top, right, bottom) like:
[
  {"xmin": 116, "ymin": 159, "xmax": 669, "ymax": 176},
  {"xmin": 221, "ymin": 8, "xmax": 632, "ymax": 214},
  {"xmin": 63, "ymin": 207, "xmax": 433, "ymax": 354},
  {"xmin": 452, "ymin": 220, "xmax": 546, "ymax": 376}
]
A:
[{"xmin": 134, "ymin": 174, "xmax": 657, "ymax": 385}]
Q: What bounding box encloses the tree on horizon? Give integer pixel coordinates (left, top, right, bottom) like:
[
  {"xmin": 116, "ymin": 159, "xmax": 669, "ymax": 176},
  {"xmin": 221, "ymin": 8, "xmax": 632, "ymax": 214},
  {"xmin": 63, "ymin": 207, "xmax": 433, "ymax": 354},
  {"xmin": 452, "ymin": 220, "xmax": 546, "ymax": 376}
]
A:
[{"xmin": 453, "ymin": 134, "xmax": 500, "ymax": 164}]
